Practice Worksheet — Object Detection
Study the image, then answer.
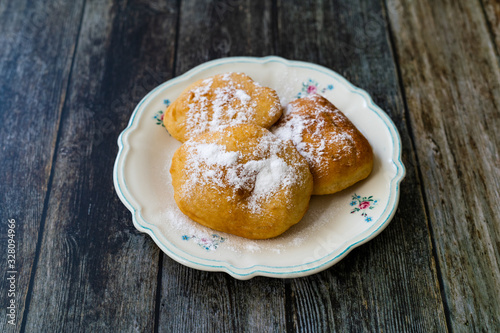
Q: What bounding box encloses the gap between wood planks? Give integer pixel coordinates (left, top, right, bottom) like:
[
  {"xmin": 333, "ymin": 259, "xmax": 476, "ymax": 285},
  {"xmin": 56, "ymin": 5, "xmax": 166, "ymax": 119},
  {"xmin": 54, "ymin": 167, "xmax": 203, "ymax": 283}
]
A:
[
  {"xmin": 385, "ymin": 0, "xmax": 500, "ymax": 330},
  {"xmin": 153, "ymin": 1, "xmax": 183, "ymax": 332},
  {"xmin": 381, "ymin": 1, "xmax": 453, "ymax": 332},
  {"xmin": 19, "ymin": 1, "xmax": 88, "ymax": 332}
]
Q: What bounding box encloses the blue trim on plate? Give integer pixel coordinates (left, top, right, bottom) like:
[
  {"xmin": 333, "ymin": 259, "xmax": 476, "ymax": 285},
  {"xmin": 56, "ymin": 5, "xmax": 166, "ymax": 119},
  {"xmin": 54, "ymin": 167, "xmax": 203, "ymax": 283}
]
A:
[{"xmin": 113, "ymin": 56, "xmax": 406, "ymax": 278}]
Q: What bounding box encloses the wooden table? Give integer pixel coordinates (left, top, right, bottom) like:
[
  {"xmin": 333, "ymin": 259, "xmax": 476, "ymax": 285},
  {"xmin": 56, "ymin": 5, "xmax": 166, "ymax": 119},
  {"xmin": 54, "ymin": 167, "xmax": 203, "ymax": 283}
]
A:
[{"xmin": 1, "ymin": 0, "xmax": 499, "ymax": 332}]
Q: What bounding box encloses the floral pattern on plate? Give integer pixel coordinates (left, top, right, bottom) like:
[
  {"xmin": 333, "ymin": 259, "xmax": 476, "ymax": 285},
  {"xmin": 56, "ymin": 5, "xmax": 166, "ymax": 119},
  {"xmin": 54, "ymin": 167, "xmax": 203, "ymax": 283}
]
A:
[
  {"xmin": 296, "ymin": 79, "xmax": 334, "ymax": 98},
  {"xmin": 350, "ymin": 193, "xmax": 378, "ymax": 222},
  {"xmin": 114, "ymin": 56, "xmax": 405, "ymax": 279},
  {"xmin": 182, "ymin": 234, "xmax": 226, "ymax": 251},
  {"xmin": 153, "ymin": 99, "xmax": 170, "ymax": 126}
]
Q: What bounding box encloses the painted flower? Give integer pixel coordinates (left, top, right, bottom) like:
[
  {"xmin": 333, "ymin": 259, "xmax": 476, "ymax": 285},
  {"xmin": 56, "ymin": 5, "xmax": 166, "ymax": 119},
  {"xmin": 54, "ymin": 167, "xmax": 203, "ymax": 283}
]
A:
[
  {"xmin": 359, "ymin": 201, "xmax": 370, "ymax": 209},
  {"xmin": 296, "ymin": 79, "xmax": 334, "ymax": 98},
  {"xmin": 154, "ymin": 99, "xmax": 171, "ymax": 127},
  {"xmin": 350, "ymin": 193, "xmax": 378, "ymax": 222},
  {"xmin": 154, "ymin": 110, "xmax": 165, "ymax": 126},
  {"xmin": 307, "ymin": 85, "xmax": 317, "ymax": 94},
  {"xmin": 182, "ymin": 234, "xmax": 225, "ymax": 251}
]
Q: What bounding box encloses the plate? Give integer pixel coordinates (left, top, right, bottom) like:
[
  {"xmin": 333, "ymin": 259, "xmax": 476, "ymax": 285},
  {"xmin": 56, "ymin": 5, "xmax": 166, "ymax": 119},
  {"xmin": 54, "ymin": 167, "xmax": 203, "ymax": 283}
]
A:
[{"xmin": 113, "ymin": 56, "xmax": 405, "ymax": 279}]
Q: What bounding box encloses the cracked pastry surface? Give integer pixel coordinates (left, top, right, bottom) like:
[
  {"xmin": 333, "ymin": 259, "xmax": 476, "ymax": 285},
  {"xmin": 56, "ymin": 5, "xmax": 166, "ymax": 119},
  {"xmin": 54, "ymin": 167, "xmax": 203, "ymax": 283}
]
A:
[
  {"xmin": 164, "ymin": 72, "xmax": 282, "ymax": 142},
  {"xmin": 170, "ymin": 124, "xmax": 313, "ymax": 239},
  {"xmin": 272, "ymin": 94, "xmax": 373, "ymax": 195}
]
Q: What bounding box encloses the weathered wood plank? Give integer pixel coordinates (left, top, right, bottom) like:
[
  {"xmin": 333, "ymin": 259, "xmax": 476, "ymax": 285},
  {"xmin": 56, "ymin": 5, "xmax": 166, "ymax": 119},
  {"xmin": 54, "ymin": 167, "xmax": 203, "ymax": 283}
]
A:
[
  {"xmin": 21, "ymin": 0, "xmax": 178, "ymax": 331},
  {"xmin": 175, "ymin": 0, "xmax": 275, "ymax": 75},
  {"xmin": 0, "ymin": 0, "xmax": 85, "ymax": 331},
  {"xmin": 481, "ymin": 0, "xmax": 500, "ymax": 61},
  {"xmin": 386, "ymin": 0, "xmax": 500, "ymax": 330},
  {"xmin": 160, "ymin": 267, "xmax": 288, "ymax": 332},
  {"xmin": 157, "ymin": 1, "xmax": 289, "ymax": 332},
  {"xmin": 277, "ymin": 0, "xmax": 448, "ymax": 331}
]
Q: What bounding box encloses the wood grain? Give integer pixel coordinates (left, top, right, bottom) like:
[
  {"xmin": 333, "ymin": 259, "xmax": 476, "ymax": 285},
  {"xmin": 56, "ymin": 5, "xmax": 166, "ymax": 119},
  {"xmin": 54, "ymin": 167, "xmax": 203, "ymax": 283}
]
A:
[
  {"xmin": 175, "ymin": 0, "xmax": 274, "ymax": 75},
  {"xmin": 1, "ymin": 0, "xmax": 497, "ymax": 331},
  {"xmin": 482, "ymin": 0, "xmax": 500, "ymax": 60},
  {"xmin": 276, "ymin": 0, "xmax": 448, "ymax": 331},
  {"xmin": 386, "ymin": 0, "xmax": 500, "ymax": 330},
  {"xmin": 0, "ymin": 1, "xmax": 85, "ymax": 332},
  {"xmin": 21, "ymin": 0, "xmax": 178, "ymax": 331}
]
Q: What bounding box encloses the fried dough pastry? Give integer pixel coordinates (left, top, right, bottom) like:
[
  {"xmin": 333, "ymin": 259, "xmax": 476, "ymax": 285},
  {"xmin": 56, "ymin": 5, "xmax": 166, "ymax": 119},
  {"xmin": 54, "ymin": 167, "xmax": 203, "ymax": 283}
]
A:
[
  {"xmin": 170, "ymin": 124, "xmax": 313, "ymax": 239},
  {"xmin": 272, "ymin": 94, "xmax": 373, "ymax": 195},
  {"xmin": 164, "ymin": 72, "xmax": 282, "ymax": 142}
]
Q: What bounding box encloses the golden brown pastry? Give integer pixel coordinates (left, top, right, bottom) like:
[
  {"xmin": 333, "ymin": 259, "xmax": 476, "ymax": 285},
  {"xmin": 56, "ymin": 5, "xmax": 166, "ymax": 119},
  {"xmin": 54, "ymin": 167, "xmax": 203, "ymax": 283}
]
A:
[
  {"xmin": 272, "ymin": 94, "xmax": 373, "ymax": 195},
  {"xmin": 164, "ymin": 72, "xmax": 282, "ymax": 142},
  {"xmin": 170, "ymin": 124, "xmax": 313, "ymax": 239}
]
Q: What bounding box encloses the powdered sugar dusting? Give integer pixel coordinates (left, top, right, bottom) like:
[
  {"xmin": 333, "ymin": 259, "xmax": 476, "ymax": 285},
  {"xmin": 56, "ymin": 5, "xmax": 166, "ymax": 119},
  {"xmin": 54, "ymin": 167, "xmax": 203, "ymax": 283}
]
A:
[
  {"xmin": 235, "ymin": 89, "xmax": 251, "ymax": 103},
  {"xmin": 191, "ymin": 143, "xmax": 239, "ymax": 166},
  {"xmin": 183, "ymin": 73, "xmax": 280, "ymax": 138},
  {"xmin": 163, "ymin": 202, "xmax": 207, "ymax": 237},
  {"xmin": 180, "ymin": 131, "xmax": 302, "ymax": 214},
  {"xmin": 161, "ymin": 201, "xmax": 310, "ymax": 255},
  {"xmin": 272, "ymin": 94, "xmax": 354, "ymax": 171}
]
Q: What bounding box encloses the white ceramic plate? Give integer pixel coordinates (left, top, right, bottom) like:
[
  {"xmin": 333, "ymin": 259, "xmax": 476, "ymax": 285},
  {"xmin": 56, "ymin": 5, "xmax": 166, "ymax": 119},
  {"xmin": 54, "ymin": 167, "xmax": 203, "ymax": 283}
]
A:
[{"xmin": 113, "ymin": 56, "xmax": 405, "ymax": 280}]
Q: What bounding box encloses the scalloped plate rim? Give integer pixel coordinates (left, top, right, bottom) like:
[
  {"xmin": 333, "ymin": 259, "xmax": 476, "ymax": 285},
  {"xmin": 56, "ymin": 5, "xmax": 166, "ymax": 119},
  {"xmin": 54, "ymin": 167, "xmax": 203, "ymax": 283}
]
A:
[{"xmin": 113, "ymin": 56, "xmax": 406, "ymax": 279}]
